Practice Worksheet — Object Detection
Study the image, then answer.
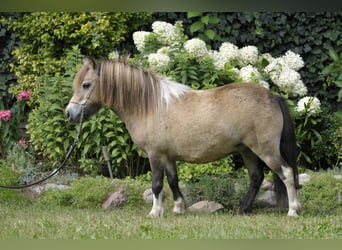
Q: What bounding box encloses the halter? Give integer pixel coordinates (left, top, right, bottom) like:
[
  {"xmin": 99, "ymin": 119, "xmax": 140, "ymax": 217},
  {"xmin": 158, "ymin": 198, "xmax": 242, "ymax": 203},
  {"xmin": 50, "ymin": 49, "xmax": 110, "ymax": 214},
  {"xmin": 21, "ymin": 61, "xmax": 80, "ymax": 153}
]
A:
[{"xmin": 0, "ymin": 82, "xmax": 95, "ymax": 189}]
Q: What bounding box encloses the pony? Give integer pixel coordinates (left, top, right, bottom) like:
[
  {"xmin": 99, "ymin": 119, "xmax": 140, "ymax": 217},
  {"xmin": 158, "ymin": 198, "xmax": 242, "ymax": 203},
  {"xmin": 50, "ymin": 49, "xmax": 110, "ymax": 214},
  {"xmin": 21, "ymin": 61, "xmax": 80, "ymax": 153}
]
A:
[{"xmin": 66, "ymin": 57, "xmax": 301, "ymax": 217}]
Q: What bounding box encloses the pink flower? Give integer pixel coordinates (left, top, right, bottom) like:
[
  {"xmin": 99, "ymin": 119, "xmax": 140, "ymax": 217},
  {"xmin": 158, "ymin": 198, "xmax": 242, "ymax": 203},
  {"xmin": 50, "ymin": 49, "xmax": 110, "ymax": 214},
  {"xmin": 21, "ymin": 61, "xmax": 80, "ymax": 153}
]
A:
[
  {"xmin": 19, "ymin": 139, "xmax": 29, "ymax": 149},
  {"xmin": 17, "ymin": 90, "xmax": 31, "ymax": 101},
  {"xmin": 0, "ymin": 110, "xmax": 11, "ymax": 122}
]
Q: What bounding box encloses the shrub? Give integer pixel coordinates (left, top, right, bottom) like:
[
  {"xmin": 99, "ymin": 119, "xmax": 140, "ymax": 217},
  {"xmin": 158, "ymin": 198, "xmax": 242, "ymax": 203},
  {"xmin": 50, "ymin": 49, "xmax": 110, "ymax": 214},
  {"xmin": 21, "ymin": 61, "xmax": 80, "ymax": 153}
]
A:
[
  {"xmin": 0, "ymin": 160, "xmax": 28, "ymax": 202},
  {"xmin": 300, "ymin": 172, "xmax": 342, "ymax": 215},
  {"xmin": 294, "ymin": 105, "xmax": 342, "ymax": 170},
  {"xmin": 2, "ymin": 12, "xmax": 151, "ymax": 106},
  {"xmin": 5, "ymin": 141, "xmax": 36, "ymax": 184},
  {"xmin": 177, "ymin": 156, "xmax": 235, "ymax": 183},
  {"xmin": 0, "ymin": 88, "xmax": 31, "ymax": 155},
  {"xmin": 185, "ymin": 175, "xmax": 249, "ymax": 212}
]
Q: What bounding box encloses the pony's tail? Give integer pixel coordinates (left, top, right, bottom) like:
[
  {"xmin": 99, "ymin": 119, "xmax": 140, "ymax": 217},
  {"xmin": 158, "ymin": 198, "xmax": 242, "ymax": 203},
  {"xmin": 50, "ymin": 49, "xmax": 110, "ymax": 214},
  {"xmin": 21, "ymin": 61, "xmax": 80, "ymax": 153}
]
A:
[{"xmin": 274, "ymin": 96, "xmax": 299, "ymax": 207}]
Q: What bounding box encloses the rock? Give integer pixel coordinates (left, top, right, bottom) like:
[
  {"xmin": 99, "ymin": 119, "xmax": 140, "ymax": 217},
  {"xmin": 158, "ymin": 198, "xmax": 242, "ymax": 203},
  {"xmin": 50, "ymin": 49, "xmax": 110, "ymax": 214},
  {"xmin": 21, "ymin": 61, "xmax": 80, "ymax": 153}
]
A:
[
  {"xmin": 257, "ymin": 190, "xmax": 277, "ymax": 207},
  {"xmin": 334, "ymin": 175, "xmax": 342, "ymax": 180},
  {"xmin": 142, "ymin": 188, "xmax": 167, "ymax": 204},
  {"xmin": 298, "ymin": 173, "xmax": 311, "ymax": 186},
  {"xmin": 102, "ymin": 188, "xmax": 127, "ymax": 209},
  {"xmin": 261, "ymin": 179, "xmax": 273, "ymax": 191},
  {"xmin": 143, "ymin": 188, "xmax": 154, "ymax": 204},
  {"xmin": 188, "ymin": 200, "xmax": 224, "ymax": 213},
  {"xmin": 25, "ymin": 183, "xmax": 70, "ymax": 198}
]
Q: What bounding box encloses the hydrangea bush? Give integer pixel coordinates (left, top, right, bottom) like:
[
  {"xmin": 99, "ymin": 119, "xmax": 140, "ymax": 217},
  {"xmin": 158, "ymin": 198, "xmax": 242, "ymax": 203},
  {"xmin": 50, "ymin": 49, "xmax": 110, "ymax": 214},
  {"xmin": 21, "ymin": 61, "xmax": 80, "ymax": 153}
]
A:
[
  {"xmin": 131, "ymin": 21, "xmax": 313, "ymax": 98},
  {"xmin": 126, "ymin": 21, "xmax": 341, "ymax": 170}
]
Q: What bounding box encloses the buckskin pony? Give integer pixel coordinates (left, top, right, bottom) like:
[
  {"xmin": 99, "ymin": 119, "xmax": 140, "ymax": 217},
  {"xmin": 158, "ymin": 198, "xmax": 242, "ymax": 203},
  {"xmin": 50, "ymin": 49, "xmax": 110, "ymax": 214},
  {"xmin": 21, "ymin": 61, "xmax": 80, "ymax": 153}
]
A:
[{"xmin": 66, "ymin": 57, "xmax": 301, "ymax": 217}]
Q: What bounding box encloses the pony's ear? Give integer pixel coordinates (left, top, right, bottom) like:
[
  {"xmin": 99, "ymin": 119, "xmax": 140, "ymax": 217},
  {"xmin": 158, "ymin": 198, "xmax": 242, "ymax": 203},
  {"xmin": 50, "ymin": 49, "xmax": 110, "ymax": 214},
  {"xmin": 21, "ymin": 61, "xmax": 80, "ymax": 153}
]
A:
[{"xmin": 83, "ymin": 57, "xmax": 97, "ymax": 70}]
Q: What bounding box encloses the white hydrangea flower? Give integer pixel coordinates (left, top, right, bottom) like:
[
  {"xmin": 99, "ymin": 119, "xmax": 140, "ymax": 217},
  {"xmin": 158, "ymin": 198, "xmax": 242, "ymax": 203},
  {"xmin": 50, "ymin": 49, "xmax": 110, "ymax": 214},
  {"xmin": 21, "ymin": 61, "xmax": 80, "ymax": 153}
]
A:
[
  {"xmin": 157, "ymin": 46, "xmax": 170, "ymax": 55},
  {"xmin": 239, "ymin": 65, "xmax": 269, "ymax": 89},
  {"xmin": 148, "ymin": 53, "xmax": 170, "ymax": 72},
  {"xmin": 295, "ymin": 96, "xmax": 321, "ymax": 116},
  {"xmin": 219, "ymin": 42, "xmax": 239, "ymax": 63},
  {"xmin": 152, "ymin": 21, "xmax": 176, "ymax": 44},
  {"xmin": 184, "ymin": 38, "xmax": 208, "ymax": 59},
  {"xmin": 264, "ymin": 58, "xmax": 284, "ymax": 75},
  {"xmin": 133, "ymin": 31, "xmax": 151, "ymax": 52},
  {"xmin": 238, "ymin": 46, "xmax": 259, "ymax": 66},
  {"xmin": 258, "ymin": 53, "xmax": 275, "ymax": 64},
  {"xmin": 282, "ymin": 50, "xmax": 304, "ymax": 71},
  {"xmin": 257, "ymin": 80, "xmax": 270, "ymax": 89},
  {"xmin": 209, "ymin": 50, "xmax": 227, "ymax": 70},
  {"xmin": 275, "ymin": 68, "xmax": 307, "ymax": 96},
  {"xmin": 239, "ymin": 65, "xmax": 261, "ymax": 82}
]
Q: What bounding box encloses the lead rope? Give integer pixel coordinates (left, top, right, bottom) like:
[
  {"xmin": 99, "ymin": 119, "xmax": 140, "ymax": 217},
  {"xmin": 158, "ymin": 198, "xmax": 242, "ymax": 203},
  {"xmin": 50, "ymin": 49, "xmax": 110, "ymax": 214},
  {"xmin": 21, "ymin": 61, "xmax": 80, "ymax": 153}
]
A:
[{"xmin": 0, "ymin": 103, "xmax": 85, "ymax": 189}]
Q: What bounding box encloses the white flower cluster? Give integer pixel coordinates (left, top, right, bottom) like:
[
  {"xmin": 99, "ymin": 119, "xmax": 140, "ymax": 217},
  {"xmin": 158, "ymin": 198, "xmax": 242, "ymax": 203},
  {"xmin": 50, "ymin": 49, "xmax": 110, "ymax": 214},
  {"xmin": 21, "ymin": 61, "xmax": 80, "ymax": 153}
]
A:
[
  {"xmin": 132, "ymin": 31, "xmax": 151, "ymax": 52},
  {"xmin": 264, "ymin": 50, "xmax": 307, "ymax": 96},
  {"xmin": 148, "ymin": 52, "xmax": 170, "ymax": 72},
  {"xmin": 184, "ymin": 38, "xmax": 208, "ymax": 59},
  {"xmin": 238, "ymin": 46, "xmax": 259, "ymax": 66},
  {"xmin": 131, "ymin": 20, "xmax": 312, "ymax": 102},
  {"xmin": 295, "ymin": 96, "xmax": 321, "ymax": 116},
  {"xmin": 239, "ymin": 65, "xmax": 269, "ymax": 89},
  {"xmin": 152, "ymin": 21, "xmax": 176, "ymax": 44},
  {"xmin": 219, "ymin": 42, "xmax": 239, "ymax": 63}
]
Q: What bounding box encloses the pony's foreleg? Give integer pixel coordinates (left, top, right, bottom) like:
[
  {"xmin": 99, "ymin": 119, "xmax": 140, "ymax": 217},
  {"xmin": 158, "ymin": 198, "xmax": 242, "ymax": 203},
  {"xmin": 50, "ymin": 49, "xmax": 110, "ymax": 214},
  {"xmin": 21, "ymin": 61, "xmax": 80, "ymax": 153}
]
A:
[
  {"xmin": 165, "ymin": 161, "xmax": 185, "ymax": 214},
  {"xmin": 240, "ymin": 150, "xmax": 264, "ymax": 214},
  {"xmin": 149, "ymin": 156, "xmax": 165, "ymax": 217}
]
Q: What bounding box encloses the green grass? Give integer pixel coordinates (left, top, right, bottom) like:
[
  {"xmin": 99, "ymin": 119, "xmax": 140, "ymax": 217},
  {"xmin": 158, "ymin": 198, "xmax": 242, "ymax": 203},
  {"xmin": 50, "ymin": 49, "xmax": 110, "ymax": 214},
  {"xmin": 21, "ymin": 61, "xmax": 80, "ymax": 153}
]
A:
[
  {"xmin": 1, "ymin": 171, "xmax": 342, "ymax": 239},
  {"xmin": 1, "ymin": 201, "xmax": 342, "ymax": 239}
]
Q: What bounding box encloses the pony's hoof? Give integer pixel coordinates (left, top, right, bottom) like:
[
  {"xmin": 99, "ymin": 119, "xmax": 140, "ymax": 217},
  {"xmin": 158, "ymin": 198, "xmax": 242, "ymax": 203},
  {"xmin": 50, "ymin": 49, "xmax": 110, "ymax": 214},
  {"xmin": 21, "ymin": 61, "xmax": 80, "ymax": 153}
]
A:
[
  {"xmin": 173, "ymin": 198, "xmax": 185, "ymax": 214},
  {"xmin": 148, "ymin": 209, "xmax": 164, "ymax": 218},
  {"xmin": 287, "ymin": 210, "xmax": 299, "ymax": 217}
]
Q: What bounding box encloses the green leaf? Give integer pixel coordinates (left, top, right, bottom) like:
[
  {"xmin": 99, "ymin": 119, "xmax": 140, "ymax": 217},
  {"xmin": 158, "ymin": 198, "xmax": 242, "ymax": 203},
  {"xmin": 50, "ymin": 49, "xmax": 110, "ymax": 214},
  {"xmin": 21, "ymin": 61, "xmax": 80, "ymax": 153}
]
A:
[
  {"xmin": 328, "ymin": 48, "xmax": 339, "ymax": 62},
  {"xmin": 187, "ymin": 12, "xmax": 202, "ymax": 19},
  {"xmin": 208, "ymin": 16, "xmax": 220, "ymax": 24},
  {"xmin": 335, "ymin": 79, "xmax": 342, "ymax": 88},
  {"xmin": 190, "ymin": 21, "xmax": 204, "ymax": 33},
  {"xmin": 201, "ymin": 16, "xmax": 210, "ymax": 25},
  {"xmin": 205, "ymin": 29, "xmax": 216, "ymax": 40}
]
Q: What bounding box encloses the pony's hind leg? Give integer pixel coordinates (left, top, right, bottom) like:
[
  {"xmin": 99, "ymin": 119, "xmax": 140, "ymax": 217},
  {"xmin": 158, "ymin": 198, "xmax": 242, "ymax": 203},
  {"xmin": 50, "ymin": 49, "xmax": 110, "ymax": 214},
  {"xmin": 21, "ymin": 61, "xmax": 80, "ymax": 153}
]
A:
[
  {"xmin": 240, "ymin": 149, "xmax": 264, "ymax": 214},
  {"xmin": 165, "ymin": 160, "xmax": 185, "ymax": 214},
  {"xmin": 148, "ymin": 154, "xmax": 165, "ymax": 217},
  {"xmin": 262, "ymin": 155, "xmax": 301, "ymax": 217}
]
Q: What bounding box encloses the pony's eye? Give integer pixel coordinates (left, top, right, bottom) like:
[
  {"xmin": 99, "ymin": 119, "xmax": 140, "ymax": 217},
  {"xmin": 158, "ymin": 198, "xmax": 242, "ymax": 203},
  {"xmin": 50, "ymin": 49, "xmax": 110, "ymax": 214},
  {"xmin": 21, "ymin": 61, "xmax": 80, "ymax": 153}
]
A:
[{"xmin": 82, "ymin": 82, "xmax": 92, "ymax": 90}]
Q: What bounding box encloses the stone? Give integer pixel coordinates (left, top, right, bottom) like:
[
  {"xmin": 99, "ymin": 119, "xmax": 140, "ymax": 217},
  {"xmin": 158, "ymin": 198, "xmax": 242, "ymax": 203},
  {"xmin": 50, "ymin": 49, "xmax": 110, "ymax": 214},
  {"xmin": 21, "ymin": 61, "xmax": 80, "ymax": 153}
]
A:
[
  {"xmin": 298, "ymin": 173, "xmax": 311, "ymax": 186},
  {"xmin": 334, "ymin": 175, "xmax": 342, "ymax": 180},
  {"xmin": 23, "ymin": 183, "xmax": 70, "ymax": 200},
  {"xmin": 188, "ymin": 200, "xmax": 224, "ymax": 213},
  {"xmin": 261, "ymin": 179, "xmax": 273, "ymax": 191},
  {"xmin": 102, "ymin": 188, "xmax": 127, "ymax": 209},
  {"xmin": 143, "ymin": 188, "xmax": 167, "ymax": 204},
  {"xmin": 257, "ymin": 190, "xmax": 277, "ymax": 207},
  {"xmin": 143, "ymin": 188, "xmax": 154, "ymax": 204}
]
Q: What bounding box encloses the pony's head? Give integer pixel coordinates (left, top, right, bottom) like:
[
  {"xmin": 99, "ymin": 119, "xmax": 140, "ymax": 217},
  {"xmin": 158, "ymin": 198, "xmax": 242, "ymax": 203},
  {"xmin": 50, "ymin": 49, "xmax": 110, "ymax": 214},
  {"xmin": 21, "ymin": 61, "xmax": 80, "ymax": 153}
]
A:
[{"xmin": 66, "ymin": 57, "xmax": 102, "ymax": 122}]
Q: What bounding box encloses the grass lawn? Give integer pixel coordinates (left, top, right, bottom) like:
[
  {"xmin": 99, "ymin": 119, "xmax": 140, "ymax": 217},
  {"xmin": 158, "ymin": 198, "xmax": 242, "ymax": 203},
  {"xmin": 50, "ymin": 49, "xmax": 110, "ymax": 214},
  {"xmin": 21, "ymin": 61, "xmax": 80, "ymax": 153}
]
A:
[{"xmin": 1, "ymin": 200, "xmax": 342, "ymax": 239}]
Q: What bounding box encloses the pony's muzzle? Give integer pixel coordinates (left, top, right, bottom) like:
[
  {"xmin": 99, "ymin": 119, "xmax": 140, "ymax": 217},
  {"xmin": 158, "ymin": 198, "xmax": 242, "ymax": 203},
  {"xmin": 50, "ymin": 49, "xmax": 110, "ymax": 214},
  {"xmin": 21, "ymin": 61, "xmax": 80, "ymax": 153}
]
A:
[{"xmin": 65, "ymin": 103, "xmax": 82, "ymax": 123}]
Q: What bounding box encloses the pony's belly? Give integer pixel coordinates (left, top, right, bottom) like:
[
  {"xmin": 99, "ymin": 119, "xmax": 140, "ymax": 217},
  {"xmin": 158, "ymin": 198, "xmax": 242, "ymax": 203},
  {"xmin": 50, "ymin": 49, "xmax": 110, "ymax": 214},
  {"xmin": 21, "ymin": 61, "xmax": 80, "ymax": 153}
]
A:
[{"xmin": 171, "ymin": 140, "xmax": 238, "ymax": 163}]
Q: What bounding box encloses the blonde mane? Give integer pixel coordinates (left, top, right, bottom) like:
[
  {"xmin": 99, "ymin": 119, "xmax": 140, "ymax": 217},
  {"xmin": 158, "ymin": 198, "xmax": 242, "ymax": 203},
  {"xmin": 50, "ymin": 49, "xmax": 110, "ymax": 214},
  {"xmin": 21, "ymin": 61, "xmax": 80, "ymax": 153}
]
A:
[{"xmin": 99, "ymin": 58, "xmax": 190, "ymax": 117}]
